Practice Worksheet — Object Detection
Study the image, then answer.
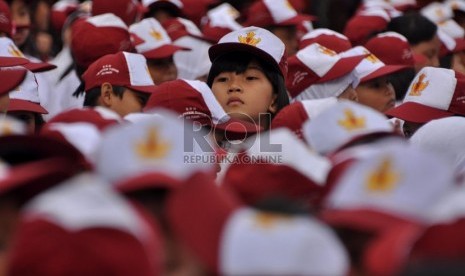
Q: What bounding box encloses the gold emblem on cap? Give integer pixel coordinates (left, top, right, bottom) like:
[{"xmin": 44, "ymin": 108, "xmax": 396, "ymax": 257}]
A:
[
  {"xmin": 8, "ymin": 45, "xmax": 24, "ymax": 58},
  {"xmin": 364, "ymin": 50, "xmax": 380, "ymax": 64},
  {"xmin": 366, "ymin": 157, "xmax": 399, "ymax": 192},
  {"xmin": 338, "ymin": 108, "xmax": 366, "ymax": 131},
  {"xmin": 135, "ymin": 127, "xmax": 171, "ymax": 159},
  {"xmin": 409, "ymin": 73, "xmax": 429, "ymax": 96},
  {"xmin": 436, "ymin": 8, "xmax": 444, "ymax": 18},
  {"xmin": 318, "ymin": 45, "xmax": 337, "ymax": 56},
  {"xmin": 238, "ymin": 31, "xmax": 261, "ymax": 47},
  {"xmin": 253, "ymin": 212, "xmax": 291, "ymax": 229},
  {"xmin": 149, "ymin": 28, "xmax": 163, "ymax": 41}
]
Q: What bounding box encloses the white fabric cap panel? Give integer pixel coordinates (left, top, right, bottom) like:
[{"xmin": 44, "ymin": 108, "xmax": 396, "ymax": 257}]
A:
[
  {"xmin": 301, "ymin": 28, "xmax": 349, "ymax": 40},
  {"xmin": 9, "ymin": 70, "xmax": 40, "ymax": 103},
  {"xmin": 325, "ymin": 142, "xmax": 455, "ymax": 222},
  {"xmin": 173, "ymin": 36, "xmax": 212, "ymax": 80},
  {"xmin": 303, "ymin": 100, "xmax": 394, "ymax": 154},
  {"xmin": 123, "ymin": 52, "xmax": 155, "ymax": 86},
  {"xmin": 0, "ymin": 37, "xmax": 27, "ymax": 58},
  {"xmin": 220, "ymin": 208, "xmax": 350, "ymax": 276},
  {"xmin": 218, "ymin": 26, "xmax": 285, "ymax": 69},
  {"xmin": 86, "ymin": 13, "xmax": 128, "ymax": 29},
  {"xmin": 245, "ymin": 128, "xmax": 331, "ymax": 184},
  {"xmin": 23, "ymin": 173, "xmax": 150, "ymax": 241},
  {"xmin": 402, "ymin": 67, "xmax": 456, "ymax": 110},
  {"xmin": 263, "ymin": 0, "xmax": 298, "ymax": 23},
  {"xmin": 207, "ymin": 3, "xmax": 243, "ymax": 30},
  {"xmin": 296, "ymin": 43, "xmax": 341, "ymax": 77},
  {"xmin": 130, "ymin": 18, "xmax": 172, "ymax": 53}
]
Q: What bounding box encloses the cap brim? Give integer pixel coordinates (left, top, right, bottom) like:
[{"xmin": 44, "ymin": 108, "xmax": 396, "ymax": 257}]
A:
[
  {"xmin": 0, "ymin": 69, "xmax": 27, "ymax": 96},
  {"xmin": 385, "ymin": 101, "xmax": 454, "ymax": 123},
  {"xmin": 116, "ymin": 172, "xmax": 183, "ymax": 193},
  {"xmin": 127, "ymin": 85, "xmax": 157, "ymax": 94},
  {"xmin": 0, "ymin": 157, "xmax": 79, "ymax": 198},
  {"xmin": 8, "ymin": 99, "xmax": 49, "ymax": 114},
  {"xmin": 142, "ymin": 44, "xmax": 190, "ymax": 59},
  {"xmin": 23, "ymin": 61, "xmax": 57, "ymax": 73},
  {"xmin": 209, "ymin": 42, "xmax": 283, "ymax": 76},
  {"xmin": 214, "ymin": 118, "xmax": 263, "ymax": 140},
  {"xmin": 0, "ymin": 56, "xmax": 29, "ymax": 67},
  {"xmin": 321, "ymin": 208, "xmax": 414, "ymax": 233},
  {"xmin": 361, "ymin": 65, "xmax": 408, "ymax": 82},
  {"xmin": 317, "ymin": 54, "xmax": 366, "ymax": 83}
]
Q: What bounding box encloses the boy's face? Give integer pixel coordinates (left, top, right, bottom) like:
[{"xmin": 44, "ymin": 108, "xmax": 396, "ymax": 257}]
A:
[
  {"xmin": 147, "ymin": 57, "xmax": 178, "ymax": 85},
  {"xmin": 356, "ymin": 76, "xmax": 396, "ymax": 113}
]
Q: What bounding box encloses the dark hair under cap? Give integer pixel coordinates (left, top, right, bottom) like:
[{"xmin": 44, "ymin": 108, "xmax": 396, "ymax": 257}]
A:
[{"xmin": 387, "ymin": 13, "xmax": 438, "ymax": 46}]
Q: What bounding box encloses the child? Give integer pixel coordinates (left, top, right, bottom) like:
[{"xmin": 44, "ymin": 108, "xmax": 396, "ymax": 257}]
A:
[{"xmin": 207, "ymin": 26, "xmax": 290, "ymax": 129}]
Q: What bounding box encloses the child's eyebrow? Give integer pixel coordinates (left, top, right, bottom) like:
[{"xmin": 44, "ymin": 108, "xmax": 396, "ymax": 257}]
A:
[{"xmin": 247, "ymin": 65, "xmax": 264, "ymax": 71}]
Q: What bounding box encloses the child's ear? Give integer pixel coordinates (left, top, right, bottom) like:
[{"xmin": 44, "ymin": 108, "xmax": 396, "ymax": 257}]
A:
[
  {"xmin": 100, "ymin": 83, "xmax": 114, "ymax": 107},
  {"xmin": 268, "ymin": 94, "xmax": 278, "ymax": 114}
]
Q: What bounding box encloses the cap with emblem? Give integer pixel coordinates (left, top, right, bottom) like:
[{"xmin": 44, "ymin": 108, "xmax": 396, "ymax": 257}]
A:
[
  {"xmin": 209, "ymin": 26, "xmax": 287, "ymax": 77},
  {"xmin": 386, "ymin": 67, "xmax": 465, "ymax": 123},
  {"xmin": 0, "ymin": 37, "xmax": 56, "ymax": 72},
  {"xmin": 303, "ymin": 100, "xmax": 395, "ymax": 155},
  {"xmin": 8, "ymin": 69, "xmax": 48, "ymax": 114},
  {"xmin": 299, "ymin": 28, "xmax": 352, "ymax": 53},
  {"xmin": 82, "ymin": 51, "xmax": 156, "ymax": 94}
]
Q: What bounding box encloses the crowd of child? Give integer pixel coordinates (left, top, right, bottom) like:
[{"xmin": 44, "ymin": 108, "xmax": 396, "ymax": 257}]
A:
[{"xmin": 1, "ymin": 0, "xmax": 465, "ymax": 275}]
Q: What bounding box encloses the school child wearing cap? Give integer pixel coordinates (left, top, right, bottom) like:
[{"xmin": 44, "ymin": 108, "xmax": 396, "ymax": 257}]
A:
[
  {"xmin": 130, "ymin": 17, "xmax": 189, "ymax": 85},
  {"xmin": 81, "ymin": 51, "xmax": 156, "ymax": 118},
  {"xmin": 207, "ymin": 26, "xmax": 290, "ymax": 130},
  {"xmin": 387, "ymin": 12, "xmax": 441, "ymax": 68}
]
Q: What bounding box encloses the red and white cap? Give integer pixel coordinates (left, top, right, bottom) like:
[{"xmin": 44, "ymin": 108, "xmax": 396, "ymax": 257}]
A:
[
  {"xmin": 0, "ymin": 37, "xmax": 57, "ymax": 72},
  {"xmin": 364, "ymin": 31, "xmax": 415, "ymax": 67},
  {"xmin": 161, "ymin": 17, "xmax": 209, "ymax": 42},
  {"xmin": 71, "ymin": 13, "xmax": 133, "ymax": 68},
  {"xmin": 166, "ymin": 177, "xmax": 349, "ymax": 275},
  {"xmin": 0, "ymin": 67, "xmax": 27, "ymax": 96},
  {"xmin": 50, "ymin": 0, "xmax": 79, "ymax": 32},
  {"xmin": 144, "ymin": 79, "xmax": 262, "ymax": 139},
  {"xmin": 303, "ymin": 100, "xmax": 395, "ymax": 155},
  {"xmin": 92, "ymin": 0, "xmax": 143, "ymax": 26},
  {"xmin": 82, "ymin": 51, "xmax": 156, "ymax": 94},
  {"xmin": 201, "ymin": 3, "xmax": 243, "ymax": 43},
  {"xmin": 40, "ymin": 107, "xmax": 121, "ymax": 163},
  {"xmin": 95, "ymin": 109, "xmax": 216, "ymax": 190},
  {"xmin": 322, "ymin": 142, "xmax": 456, "ymax": 230},
  {"xmin": 410, "ymin": 117, "xmax": 465, "ymax": 176},
  {"xmin": 8, "ymin": 69, "xmax": 48, "ymax": 114},
  {"xmin": 0, "ymin": 0, "xmax": 12, "ymax": 36},
  {"xmin": 243, "ymin": 0, "xmax": 316, "ymax": 28},
  {"xmin": 421, "ymin": 2, "xmax": 453, "ymax": 23},
  {"xmin": 8, "ymin": 173, "xmax": 162, "ymax": 276},
  {"xmin": 172, "ymin": 34, "xmax": 212, "ymax": 80},
  {"xmin": 299, "ymin": 28, "xmax": 352, "ymax": 53},
  {"xmin": 221, "ymin": 128, "xmax": 331, "ymax": 207},
  {"xmin": 386, "ymin": 67, "xmax": 465, "ymax": 123},
  {"xmin": 343, "ymin": 9, "xmax": 391, "ymax": 46},
  {"xmin": 271, "ymin": 97, "xmax": 337, "ymax": 140},
  {"xmin": 209, "ymin": 26, "xmax": 288, "ymax": 77},
  {"xmin": 341, "ymin": 46, "xmax": 408, "ymax": 83},
  {"xmin": 287, "ymin": 43, "xmax": 365, "ymax": 98},
  {"xmin": 129, "ymin": 18, "xmax": 189, "ymax": 60}
]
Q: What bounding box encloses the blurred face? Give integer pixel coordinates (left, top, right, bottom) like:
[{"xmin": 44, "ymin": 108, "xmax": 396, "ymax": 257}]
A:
[
  {"xmin": 411, "ymin": 34, "xmax": 441, "ymax": 68},
  {"xmin": 271, "ymin": 26, "xmax": 298, "ymax": 56},
  {"xmin": 10, "ymin": 0, "xmax": 31, "ymax": 46},
  {"xmin": 107, "ymin": 88, "xmax": 149, "ymax": 117},
  {"xmin": 211, "ymin": 61, "xmax": 277, "ymax": 126},
  {"xmin": 338, "ymin": 86, "xmax": 358, "ymax": 102},
  {"xmin": 356, "ymin": 76, "xmax": 396, "ymax": 112},
  {"xmin": 147, "ymin": 57, "xmax": 178, "ymax": 85},
  {"xmin": 8, "ymin": 111, "xmax": 36, "ymax": 133}
]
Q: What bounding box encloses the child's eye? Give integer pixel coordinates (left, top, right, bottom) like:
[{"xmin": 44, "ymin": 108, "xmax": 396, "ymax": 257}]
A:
[
  {"xmin": 246, "ymin": 76, "xmax": 259, "ymax": 81},
  {"xmin": 214, "ymin": 76, "xmax": 228, "ymax": 83}
]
